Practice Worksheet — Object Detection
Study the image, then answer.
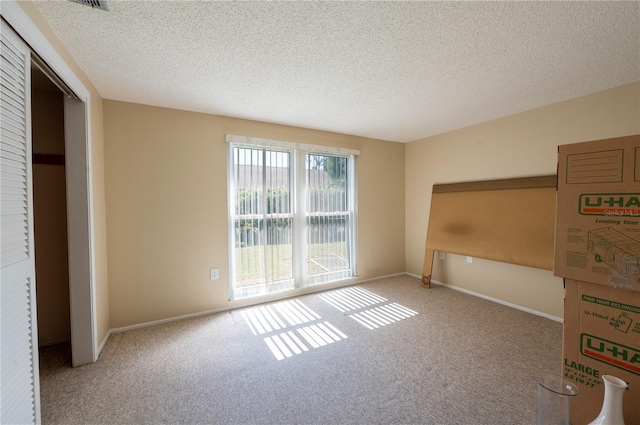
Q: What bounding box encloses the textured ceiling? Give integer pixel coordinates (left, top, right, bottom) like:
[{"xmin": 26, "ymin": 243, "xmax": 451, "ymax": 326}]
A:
[{"xmin": 33, "ymin": 1, "xmax": 639, "ymax": 143}]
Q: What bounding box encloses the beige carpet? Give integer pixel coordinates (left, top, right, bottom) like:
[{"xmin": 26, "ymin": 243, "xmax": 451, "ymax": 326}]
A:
[{"xmin": 39, "ymin": 275, "xmax": 562, "ymax": 424}]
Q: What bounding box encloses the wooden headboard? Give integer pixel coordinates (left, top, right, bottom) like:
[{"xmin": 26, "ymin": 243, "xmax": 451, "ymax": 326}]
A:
[{"xmin": 421, "ymin": 175, "xmax": 557, "ymax": 287}]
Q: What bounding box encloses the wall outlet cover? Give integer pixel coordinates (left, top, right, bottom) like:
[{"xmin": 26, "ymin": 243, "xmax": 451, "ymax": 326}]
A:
[{"xmin": 210, "ymin": 268, "xmax": 219, "ymax": 280}]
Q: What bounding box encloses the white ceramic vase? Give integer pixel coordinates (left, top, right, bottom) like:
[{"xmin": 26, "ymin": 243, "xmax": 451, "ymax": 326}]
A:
[{"xmin": 588, "ymin": 375, "xmax": 627, "ymax": 425}]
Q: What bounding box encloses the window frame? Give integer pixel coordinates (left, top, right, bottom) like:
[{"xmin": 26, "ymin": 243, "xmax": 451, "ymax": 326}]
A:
[{"xmin": 227, "ymin": 135, "xmax": 359, "ymax": 301}]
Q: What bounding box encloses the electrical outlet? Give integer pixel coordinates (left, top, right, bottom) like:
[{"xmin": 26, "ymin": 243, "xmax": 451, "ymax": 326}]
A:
[
  {"xmin": 439, "ymin": 251, "xmax": 445, "ymax": 260},
  {"xmin": 210, "ymin": 268, "xmax": 219, "ymax": 280},
  {"xmin": 466, "ymin": 256, "xmax": 473, "ymax": 264}
]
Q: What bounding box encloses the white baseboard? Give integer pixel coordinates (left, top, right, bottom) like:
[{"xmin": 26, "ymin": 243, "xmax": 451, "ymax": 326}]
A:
[
  {"xmin": 97, "ymin": 329, "xmax": 112, "ymax": 358},
  {"xmin": 405, "ymin": 272, "xmax": 563, "ymax": 323},
  {"xmin": 109, "ymin": 306, "xmax": 234, "ymax": 335},
  {"xmin": 107, "ymin": 272, "xmax": 407, "ymax": 336}
]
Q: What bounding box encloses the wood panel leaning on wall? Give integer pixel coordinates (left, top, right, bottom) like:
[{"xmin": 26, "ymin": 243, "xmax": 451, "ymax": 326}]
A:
[{"xmin": 422, "ymin": 175, "xmax": 557, "ymax": 288}]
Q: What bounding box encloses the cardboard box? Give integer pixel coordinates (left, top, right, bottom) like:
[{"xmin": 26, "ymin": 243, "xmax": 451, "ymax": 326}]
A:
[
  {"xmin": 554, "ymin": 135, "xmax": 640, "ymax": 292},
  {"xmin": 563, "ymin": 279, "xmax": 640, "ymax": 424}
]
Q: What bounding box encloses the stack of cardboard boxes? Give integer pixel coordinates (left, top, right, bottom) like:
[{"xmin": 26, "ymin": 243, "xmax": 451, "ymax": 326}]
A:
[{"xmin": 554, "ymin": 135, "xmax": 640, "ymax": 424}]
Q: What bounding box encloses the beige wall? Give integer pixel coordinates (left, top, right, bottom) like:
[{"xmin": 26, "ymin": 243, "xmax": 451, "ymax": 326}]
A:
[
  {"xmin": 104, "ymin": 101, "xmax": 405, "ymax": 328},
  {"xmin": 18, "ymin": 1, "xmax": 110, "ymax": 346},
  {"xmin": 406, "ymin": 82, "xmax": 640, "ymax": 319}
]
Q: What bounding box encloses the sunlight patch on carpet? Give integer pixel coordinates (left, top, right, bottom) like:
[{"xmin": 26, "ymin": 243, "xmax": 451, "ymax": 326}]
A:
[
  {"xmin": 319, "ymin": 287, "xmax": 419, "ymax": 330},
  {"xmin": 242, "ymin": 299, "xmax": 321, "ymax": 335},
  {"xmin": 318, "ymin": 287, "xmax": 387, "ymax": 312},
  {"xmin": 264, "ymin": 321, "xmax": 348, "ymax": 360},
  {"xmin": 350, "ymin": 303, "xmax": 418, "ymax": 330},
  {"xmin": 242, "ymin": 300, "xmax": 347, "ymax": 360}
]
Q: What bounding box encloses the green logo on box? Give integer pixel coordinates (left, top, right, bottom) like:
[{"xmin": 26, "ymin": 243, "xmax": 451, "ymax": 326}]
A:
[
  {"xmin": 580, "ymin": 333, "xmax": 640, "ymax": 376},
  {"xmin": 579, "ymin": 193, "xmax": 640, "ymax": 216}
]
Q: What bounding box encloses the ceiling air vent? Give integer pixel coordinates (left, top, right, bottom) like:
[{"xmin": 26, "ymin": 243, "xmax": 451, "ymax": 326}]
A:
[{"xmin": 68, "ymin": 0, "xmax": 109, "ymax": 11}]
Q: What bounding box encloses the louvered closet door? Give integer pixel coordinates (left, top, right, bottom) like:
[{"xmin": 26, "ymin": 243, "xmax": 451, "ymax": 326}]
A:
[{"xmin": 1, "ymin": 19, "xmax": 41, "ymax": 425}]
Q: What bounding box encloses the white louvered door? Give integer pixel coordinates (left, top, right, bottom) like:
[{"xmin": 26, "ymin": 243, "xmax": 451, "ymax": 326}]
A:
[{"xmin": 1, "ymin": 19, "xmax": 41, "ymax": 425}]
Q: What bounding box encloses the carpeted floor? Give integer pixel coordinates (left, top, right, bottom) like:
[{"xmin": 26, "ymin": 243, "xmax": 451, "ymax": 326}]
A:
[{"xmin": 39, "ymin": 275, "xmax": 562, "ymax": 424}]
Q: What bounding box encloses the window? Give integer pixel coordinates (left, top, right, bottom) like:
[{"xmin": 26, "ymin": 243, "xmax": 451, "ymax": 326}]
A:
[{"xmin": 227, "ymin": 135, "xmax": 358, "ymax": 300}]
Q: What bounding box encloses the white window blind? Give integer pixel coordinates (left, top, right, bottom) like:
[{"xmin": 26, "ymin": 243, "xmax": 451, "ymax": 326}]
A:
[
  {"xmin": 228, "ymin": 135, "xmax": 357, "ymax": 300},
  {"xmin": 1, "ymin": 19, "xmax": 41, "ymax": 425}
]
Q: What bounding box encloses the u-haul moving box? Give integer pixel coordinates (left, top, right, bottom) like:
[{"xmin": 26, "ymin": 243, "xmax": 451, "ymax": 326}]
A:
[
  {"xmin": 554, "ymin": 135, "xmax": 640, "ymax": 292},
  {"xmin": 555, "ymin": 135, "xmax": 640, "ymax": 424},
  {"xmin": 563, "ymin": 280, "xmax": 640, "ymax": 424}
]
